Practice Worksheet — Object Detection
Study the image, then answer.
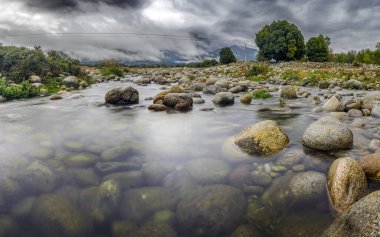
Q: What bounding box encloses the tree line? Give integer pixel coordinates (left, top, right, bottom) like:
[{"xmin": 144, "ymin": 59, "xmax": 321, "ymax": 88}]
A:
[{"xmin": 255, "ymin": 20, "xmax": 380, "ymax": 65}]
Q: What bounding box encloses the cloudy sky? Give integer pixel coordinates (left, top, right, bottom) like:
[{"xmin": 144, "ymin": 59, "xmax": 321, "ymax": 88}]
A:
[{"xmin": 0, "ymin": 0, "xmax": 379, "ymax": 62}]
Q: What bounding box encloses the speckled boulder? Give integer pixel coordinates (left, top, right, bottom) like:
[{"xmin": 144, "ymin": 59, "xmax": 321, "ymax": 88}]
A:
[
  {"xmin": 323, "ymin": 190, "xmax": 380, "ymax": 237},
  {"xmin": 302, "ymin": 116, "xmax": 353, "ymax": 151},
  {"xmin": 234, "ymin": 120, "xmax": 289, "ymax": 156},
  {"xmin": 359, "ymin": 153, "xmax": 380, "ymax": 180},
  {"xmin": 327, "ymin": 157, "xmax": 368, "ymax": 215}
]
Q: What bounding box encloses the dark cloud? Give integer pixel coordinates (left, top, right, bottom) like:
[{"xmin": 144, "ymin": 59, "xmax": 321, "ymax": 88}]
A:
[
  {"xmin": 22, "ymin": 0, "xmax": 148, "ymax": 11},
  {"xmin": 1, "ymin": 0, "xmax": 379, "ymax": 61}
]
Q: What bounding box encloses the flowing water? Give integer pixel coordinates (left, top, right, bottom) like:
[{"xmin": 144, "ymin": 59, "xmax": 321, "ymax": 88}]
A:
[{"xmin": 0, "ymin": 78, "xmax": 378, "ymax": 237}]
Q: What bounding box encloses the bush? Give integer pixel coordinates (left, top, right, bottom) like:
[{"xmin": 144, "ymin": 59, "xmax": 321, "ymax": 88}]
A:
[
  {"xmin": 186, "ymin": 59, "xmax": 219, "ymax": 68},
  {"xmin": 100, "ymin": 59, "xmax": 125, "ymax": 77},
  {"xmin": 248, "ymin": 63, "xmax": 271, "ymax": 76},
  {"xmin": 0, "ymin": 79, "xmax": 39, "ymax": 100},
  {"xmin": 255, "ymin": 20, "xmax": 305, "ymax": 61},
  {"xmin": 219, "ymin": 47, "xmax": 237, "ymax": 64},
  {"xmin": 252, "ymin": 90, "xmax": 272, "ymax": 99},
  {"xmin": 306, "ymin": 35, "xmax": 330, "ymax": 62}
]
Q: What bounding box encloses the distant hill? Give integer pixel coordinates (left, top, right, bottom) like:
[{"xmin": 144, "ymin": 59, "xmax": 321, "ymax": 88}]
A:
[{"xmin": 81, "ymin": 45, "xmax": 258, "ymax": 66}]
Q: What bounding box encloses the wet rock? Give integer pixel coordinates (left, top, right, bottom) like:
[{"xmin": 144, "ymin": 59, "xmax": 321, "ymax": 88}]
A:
[
  {"xmin": 105, "ymin": 87, "xmax": 139, "ymax": 104},
  {"xmin": 0, "ymin": 95, "xmax": 6, "ymax": 102},
  {"xmin": 163, "ymin": 93, "xmax": 193, "ymax": 111},
  {"xmin": 228, "ymin": 85, "xmax": 242, "ymax": 93},
  {"xmin": 11, "ymin": 196, "xmax": 36, "ymax": 218},
  {"xmin": 138, "ymin": 223, "xmax": 178, "ymax": 237},
  {"xmin": 230, "ymin": 225, "xmax": 261, "ymax": 237},
  {"xmin": 62, "ymin": 76, "xmax": 80, "ymax": 89},
  {"xmin": 193, "ymin": 98, "xmax": 205, "ymax": 104},
  {"xmin": 62, "ymin": 153, "xmax": 97, "ymax": 168},
  {"xmin": 323, "ymin": 190, "xmax": 380, "ymax": 237},
  {"xmin": 277, "ymin": 211, "xmax": 332, "ymax": 237},
  {"xmin": 169, "ymin": 85, "xmax": 184, "ymax": 93},
  {"xmin": 228, "ymin": 165, "xmax": 254, "ymax": 188},
  {"xmin": 185, "ymin": 159, "xmax": 231, "ymax": 184},
  {"xmin": 302, "ymin": 116, "xmax": 353, "ymax": 151},
  {"xmin": 50, "ymin": 94, "xmax": 63, "ymax": 100},
  {"xmin": 327, "ymin": 157, "xmax": 368, "ymax": 215},
  {"xmin": 275, "ymin": 149, "xmax": 305, "ymax": 168},
  {"xmin": 362, "ymin": 91, "xmax": 380, "ymax": 110},
  {"xmin": 95, "ymin": 161, "xmax": 140, "ymax": 174},
  {"xmin": 371, "ymin": 105, "xmax": 380, "ymax": 117},
  {"xmin": 72, "ymin": 168, "xmax": 99, "ymax": 186},
  {"xmin": 203, "ymin": 85, "xmax": 224, "ymax": 95},
  {"xmin": 112, "ymin": 220, "xmax": 139, "ymax": 237},
  {"xmin": 368, "ymin": 139, "xmax": 380, "ymax": 152},
  {"xmin": 234, "ymin": 120, "xmax": 289, "ymax": 156},
  {"xmin": 0, "ymin": 177, "xmax": 22, "ymax": 203},
  {"xmin": 22, "ymin": 161, "xmax": 59, "ymax": 193},
  {"xmin": 288, "ymin": 171, "xmax": 326, "ymax": 204},
  {"xmin": 251, "ymin": 171, "xmax": 272, "ymax": 186},
  {"xmin": 120, "ymin": 187, "xmax": 178, "ymax": 223},
  {"xmin": 347, "ymin": 109, "xmax": 363, "ymax": 117},
  {"xmin": 142, "ymin": 161, "xmax": 178, "ymax": 186},
  {"xmin": 177, "ymin": 184, "xmax": 246, "ymax": 237},
  {"xmin": 31, "ymin": 195, "xmax": 91, "ymax": 237},
  {"xmin": 240, "ymin": 94, "xmax": 252, "ymax": 104},
  {"xmin": 323, "ymin": 96, "xmax": 344, "ymax": 112},
  {"xmin": 344, "ymin": 98, "xmax": 362, "ymax": 110},
  {"xmin": 359, "ymin": 153, "xmax": 380, "ymax": 180},
  {"xmin": 103, "ymin": 171, "xmax": 144, "ymax": 189},
  {"xmin": 280, "ymin": 86, "xmax": 297, "ymax": 99},
  {"xmin": 150, "ymin": 210, "xmax": 176, "ymax": 225},
  {"xmin": 345, "ymin": 79, "xmax": 364, "ymax": 89},
  {"xmin": 212, "ymin": 92, "xmax": 235, "ymax": 106},
  {"xmin": 148, "ymin": 104, "xmax": 168, "ymax": 111}
]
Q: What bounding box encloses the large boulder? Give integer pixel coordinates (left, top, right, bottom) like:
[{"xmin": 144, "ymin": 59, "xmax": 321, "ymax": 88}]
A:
[
  {"xmin": 163, "ymin": 93, "xmax": 193, "ymax": 112},
  {"xmin": 176, "ymin": 184, "xmax": 246, "ymax": 237},
  {"xmin": 327, "ymin": 157, "xmax": 368, "ymax": 215},
  {"xmin": 323, "ymin": 96, "xmax": 344, "ymax": 112},
  {"xmin": 323, "ymin": 190, "xmax": 380, "ymax": 237},
  {"xmin": 212, "ymin": 92, "xmax": 235, "ymax": 106},
  {"xmin": 280, "ymin": 86, "xmax": 297, "ymax": 99},
  {"xmin": 105, "ymin": 87, "xmax": 139, "ymax": 105},
  {"xmin": 29, "ymin": 75, "xmax": 41, "ymax": 83},
  {"xmin": 234, "ymin": 120, "xmax": 289, "ymax": 156},
  {"xmin": 359, "ymin": 153, "xmax": 380, "ymax": 180},
  {"xmin": 302, "ymin": 116, "xmax": 353, "ymax": 151},
  {"xmin": 31, "ymin": 195, "xmax": 91, "ymax": 237},
  {"xmin": 62, "ymin": 76, "xmax": 80, "ymax": 89}
]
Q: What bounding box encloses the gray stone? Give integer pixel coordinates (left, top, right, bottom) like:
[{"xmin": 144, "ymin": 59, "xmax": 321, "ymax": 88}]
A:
[
  {"xmin": 212, "ymin": 92, "xmax": 235, "ymax": 106},
  {"xmin": 62, "ymin": 76, "xmax": 79, "ymax": 89},
  {"xmin": 371, "ymin": 105, "xmax": 380, "ymax": 117},
  {"xmin": 280, "ymin": 86, "xmax": 297, "ymax": 99},
  {"xmin": 185, "ymin": 159, "xmax": 231, "ymax": 184},
  {"xmin": 323, "ymin": 96, "xmax": 344, "ymax": 112}
]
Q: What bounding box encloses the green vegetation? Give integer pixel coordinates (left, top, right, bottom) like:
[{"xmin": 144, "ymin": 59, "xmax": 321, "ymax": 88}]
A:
[
  {"xmin": 332, "ymin": 44, "xmax": 380, "ymax": 65},
  {"xmin": 100, "ymin": 59, "xmax": 125, "ymax": 77},
  {"xmin": 306, "ymin": 35, "xmax": 330, "ymax": 62},
  {"xmin": 185, "ymin": 59, "xmax": 219, "ymax": 68},
  {"xmin": 219, "ymin": 47, "xmax": 237, "ymax": 64},
  {"xmin": 0, "ymin": 45, "xmax": 80, "ymax": 83},
  {"xmin": 255, "ymin": 20, "xmax": 305, "ymax": 61},
  {"xmin": 0, "ymin": 79, "xmax": 39, "ymax": 100},
  {"xmin": 252, "ymin": 90, "xmax": 273, "ymax": 99},
  {"xmin": 248, "ymin": 62, "xmax": 271, "ymax": 76}
]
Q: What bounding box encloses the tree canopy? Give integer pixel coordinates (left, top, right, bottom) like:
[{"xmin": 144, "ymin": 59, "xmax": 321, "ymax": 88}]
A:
[
  {"xmin": 219, "ymin": 47, "xmax": 237, "ymax": 64},
  {"xmin": 306, "ymin": 35, "xmax": 330, "ymax": 62},
  {"xmin": 255, "ymin": 20, "xmax": 305, "ymax": 61}
]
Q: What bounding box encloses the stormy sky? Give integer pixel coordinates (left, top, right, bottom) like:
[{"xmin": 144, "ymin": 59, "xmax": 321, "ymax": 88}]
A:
[{"xmin": 0, "ymin": 0, "xmax": 379, "ymax": 62}]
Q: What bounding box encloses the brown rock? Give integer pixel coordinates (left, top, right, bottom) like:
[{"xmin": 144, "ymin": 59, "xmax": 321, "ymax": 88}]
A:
[{"xmin": 359, "ymin": 153, "xmax": 380, "ymax": 180}]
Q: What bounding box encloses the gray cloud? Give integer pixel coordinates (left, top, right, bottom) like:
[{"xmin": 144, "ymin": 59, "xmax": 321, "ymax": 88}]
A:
[{"xmin": 0, "ymin": 0, "xmax": 379, "ymax": 62}]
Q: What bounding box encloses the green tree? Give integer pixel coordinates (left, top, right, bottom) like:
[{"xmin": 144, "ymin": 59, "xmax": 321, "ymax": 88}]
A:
[
  {"xmin": 306, "ymin": 35, "xmax": 330, "ymax": 62},
  {"xmin": 255, "ymin": 20, "xmax": 305, "ymax": 61},
  {"xmin": 219, "ymin": 47, "xmax": 237, "ymax": 64}
]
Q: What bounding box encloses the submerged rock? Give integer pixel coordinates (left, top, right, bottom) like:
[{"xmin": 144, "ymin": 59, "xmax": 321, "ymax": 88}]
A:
[
  {"xmin": 327, "ymin": 157, "xmax": 368, "ymax": 215},
  {"xmin": 184, "ymin": 159, "xmax": 231, "ymax": 184},
  {"xmin": 176, "ymin": 184, "xmax": 246, "ymax": 237},
  {"xmin": 323, "ymin": 190, "xmax": 380, "ymax": 237},
  {"xmin": 138, "ymin": 223, "xmax": 178, "ymax": 237},
  {"xmin": 302, "ymin": 116, "xmax": 353, "ymax": 151},
  {"xmin": 230, "ymin": 225, "xmax": 261, "ymax": 237},
  {"xmin": 234, "ymin": 120, "xmax": 289, "ymax": 156},
  {"xmin": 31, "ymin": 195, "xmax": 91, "ymax": 237}
]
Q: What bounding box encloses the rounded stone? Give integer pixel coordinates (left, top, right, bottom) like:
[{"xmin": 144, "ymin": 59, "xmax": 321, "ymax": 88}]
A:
[
  {"xmin": 323, "ymin": 96, "xmax": 344, "ymax": 112},
  {"xmin": 234, "ymin": 120, "xmax": 289, "ymax": 156},
  {"xmin": 302, "ymin": 116, "xmax": 353, "ymax": 151},
  {"xmin": 62, "ymin": 153, "xmax": 97, "ymax": 168},
  {"xmin": 327, "ymin": 157, "xmax": 368, "ymax": 215},
  {"xmin": 185, "ymin": 159, "xmax": 231, "ymax": 184},
  {"xmin": 212, "ymin": 92, "xmax": 235, "ymax": 106},
  {"xmin": 280, "ymin": 86, "xmax": 297, "ymax": 99},
  {"xmin": 358, "ymin": 153, "xmax": 380, "ymax": 180}
]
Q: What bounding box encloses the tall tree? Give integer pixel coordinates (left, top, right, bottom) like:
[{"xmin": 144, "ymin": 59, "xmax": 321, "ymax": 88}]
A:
[
  {"xmin": 219, "ymin": 47, "xmax": 237, "ymax": 64},
  {"xmin": 306, "ymin": 35, "xmax": 330, "ymax": 62},
  {"xmin": 255, "ymin": 20, "xmax": 305, "ymax": 61}
]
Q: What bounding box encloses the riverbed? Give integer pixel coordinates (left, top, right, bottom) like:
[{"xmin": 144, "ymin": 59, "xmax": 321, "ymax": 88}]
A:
[{"xmin": 0, "ymin": 79, "xmax": 378, "ymax": 237}]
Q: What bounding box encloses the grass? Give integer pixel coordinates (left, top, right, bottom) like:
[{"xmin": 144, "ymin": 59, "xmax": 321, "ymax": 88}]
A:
[{"xmin": 252, "ymin": 90, "xmax": 273, "ymax": 99}]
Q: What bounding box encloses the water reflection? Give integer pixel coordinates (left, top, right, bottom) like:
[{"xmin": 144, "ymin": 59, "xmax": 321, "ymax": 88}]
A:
[{"xmin": 0, "ymin": 81, "xmax": 375, "ymax": 236}]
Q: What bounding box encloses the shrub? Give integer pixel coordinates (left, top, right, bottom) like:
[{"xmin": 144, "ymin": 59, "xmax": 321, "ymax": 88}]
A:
[
  {"xmin": 219, "ymin": 47, "xmax": 237, "ymax": 64},
  {"xmin": 248, "ymin": 63, "xmax": 271, "ymax": 76},
  {"xmin": 252, "ymin": 90, "xmax": 272, "ymax": 99},
  {"xmin": 0, "ymin": 79, "xmax": 39, "ymax": 100},
  {"xmin": 100, "ymin": 59, "xmax": 125, "ymax": 77}
]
